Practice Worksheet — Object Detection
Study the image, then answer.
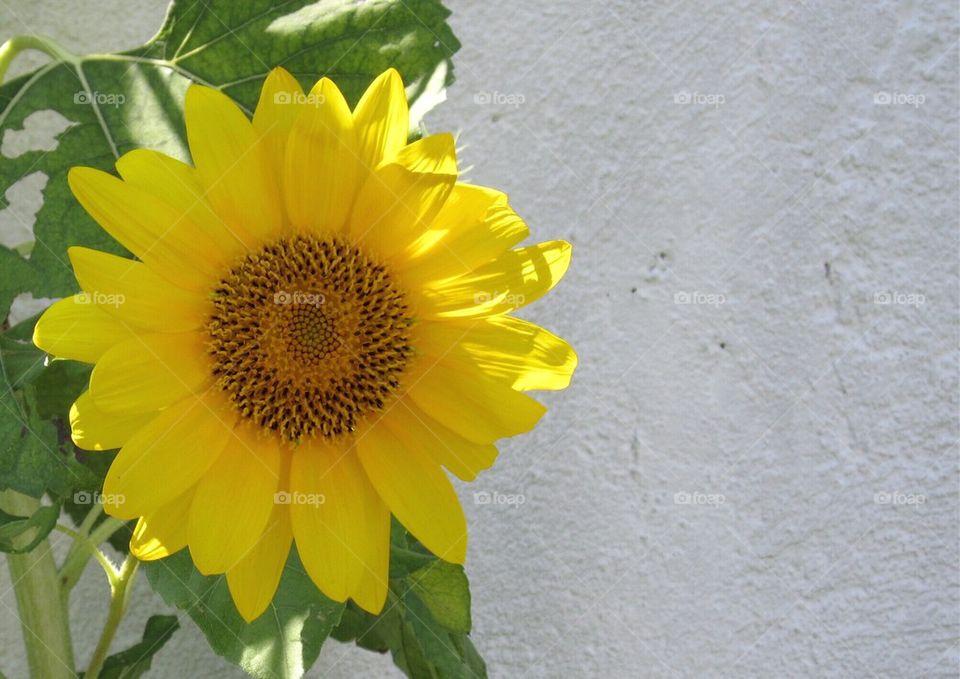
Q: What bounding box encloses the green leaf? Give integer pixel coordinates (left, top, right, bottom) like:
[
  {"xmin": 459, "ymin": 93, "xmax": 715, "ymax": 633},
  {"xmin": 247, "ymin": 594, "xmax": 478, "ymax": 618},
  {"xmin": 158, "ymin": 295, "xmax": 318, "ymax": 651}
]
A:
[
  {"xmin": 0, "ymin": 315, "xmax": 98, "ymax": 500},
  {"xmin": 399, "ymin": 592, "xmax": 485, "ymax": 679},
  {"xmin": 82, "ymin": 615, "xmax": 179, "ymax": 679},
  {"xmin": 0, "ymin": 371, "xmax": 92, "ymax": 499},
  {"xmin": 0, "ymin": 503, "xmax": 58, "ymax": 553},
  {"xmin": 143, "ymin": 548, "xmax": 344, "ymax": 679},
  {"xmin": 407, "ymin": 561, "xmax": 471, "ymax": 634},
  {"xmin": 0, "ymin": 317, "xmax": 45, "ymax": 387},
  {"xmin": 0, "ymin": 246, "xmax": 34, "ymax": 327},
  {"xmin": 333, "ymin": 524, "xmax": 486, "ymax": 679},
  {"xmin": 0, "ymin": 0, "xmax": 460, "ymax": 321},
  {"xmin": 29, "ymin": 359, "xmax": 90, "ymax": 420},
  {"xmin": 0, "ymin": 314, "xmax": 129, "ymax": 535}
]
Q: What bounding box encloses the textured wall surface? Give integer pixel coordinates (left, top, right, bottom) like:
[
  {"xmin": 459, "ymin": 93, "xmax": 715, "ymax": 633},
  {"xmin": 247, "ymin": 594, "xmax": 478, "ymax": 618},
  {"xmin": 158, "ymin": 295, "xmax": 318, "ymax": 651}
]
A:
[{"xmin": 1, "ymin": 0, "xmax": 958, "ymax": 677}]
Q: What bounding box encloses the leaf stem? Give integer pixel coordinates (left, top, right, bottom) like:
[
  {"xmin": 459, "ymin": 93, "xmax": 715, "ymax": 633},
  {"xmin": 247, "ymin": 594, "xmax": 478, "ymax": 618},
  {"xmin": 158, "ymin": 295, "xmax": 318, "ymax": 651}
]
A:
[
  {"xmin": 0, "ymin": 490, "xmax": 75, "ymax": 679},
  {"xmin": 58, "ymin": 514, "xmax": 128, "ymax": 600},
  {"xmin": 54, "ymin": 524, "xmax": 121, "ymax": 589},
  {"xmin": 0, "ymin": 34, "xmax": 77, "ymax": 83},
  {"xmin": 84, "ymin": 552, "xmax": 139, "ymax": 679}
]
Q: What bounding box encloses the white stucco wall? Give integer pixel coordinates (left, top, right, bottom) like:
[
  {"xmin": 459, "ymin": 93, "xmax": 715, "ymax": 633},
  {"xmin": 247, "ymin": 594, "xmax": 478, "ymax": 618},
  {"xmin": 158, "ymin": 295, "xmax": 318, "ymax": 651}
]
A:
[{"xmin": 1, "ymin": 0, "xmax": 957, "ymax": 677}]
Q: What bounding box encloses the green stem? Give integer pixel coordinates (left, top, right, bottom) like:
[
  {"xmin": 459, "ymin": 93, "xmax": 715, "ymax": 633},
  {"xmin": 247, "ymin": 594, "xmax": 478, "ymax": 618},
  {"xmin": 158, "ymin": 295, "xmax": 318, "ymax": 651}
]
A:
[
  {"xmin": 84, "ymin": 553, "xmax": 139, "ymax": 679},
  {"xmin": 0, "ymin": 491, "xmax": 75, "ymax": 679},
  {"xmin": 0, "ymin": 34, "xmax": 77, "ymax": 83},
  {"xmin": 58, "ymin": 503, "xmax": 102, "ymax": 595},
  {"xmin": 58, "ymin": 514, "xmax": 127, "ymax": 602},
  {"xmin": 54, "ymin": 525, "xmax": 120, "ymax": 589},
  {"xmin": 78, "ymin": 502, "xmax": 104, "ymax": 535}
]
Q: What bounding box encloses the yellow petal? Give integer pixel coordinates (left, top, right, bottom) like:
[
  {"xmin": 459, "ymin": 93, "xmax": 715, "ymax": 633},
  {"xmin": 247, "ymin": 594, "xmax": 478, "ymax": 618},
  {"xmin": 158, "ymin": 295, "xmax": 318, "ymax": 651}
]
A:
[
  {"xmin": 33, "ymin": 296, "xmax": 138, "ymax": 363},
  {"xmin": 416, "ymin": 240, "xmax": 572, "ymax": 318},
  {"xmin": 226, "ymin": 505, "xmax": 293, "ymax": 622},
  {"xmin": 115, "ymin": 149, "xmax": 250, "ymax": 255},
  {"xmin": 350, "ymin": 133, "xmax": 457, "ymax": 260},
  {"xmin": 102, "ymin": 391, "xmax": 236, "ymax": 520},
  {"xmin": 356, "ymin": 420, "xmax": 467, "ymax": 563},
  {"xmin": 289, "ymin": 440, "xmax": 383, "ymax": 603},
  {"xmin": 353, "ymin": 68, "xmax": 409, "ymax": 171},
  {"xmin": 130, "ymin": 491, "xmax": 193, "ymax": 561},
  {"xmin": 414, "ymin": 316, "xmax": 577, "ymax": 391},
  {"xmin": 185, "ymin": 85, "xmax": 283, "ymax": 244},
  {"xmin": 68, "ymin": 247, "xmax": 211, "ymax": 333},
  {"xmin": 405, "ymin": 358, "xmax": 546, "ymax": 444},
  {"xmin": 400, "ymin": 184, "xmax": 528, "ymax": 285},
  {"xmin": 349, "ymin": 497, "xmax": 390, "ymax": 615},
  {"xmin": 67, "ymin": 167, "xmax": 224, "ymax": 291},
  {"xmin": 253, "ymin": 67, "xmax": 305, "ymax": 182},
  {"xmin": 89, "ymin": 333, "xmax": 212, "ymax": 414},
  {"xmin": 385, "ymin": 399, "xmax": 498, "ymax": 481},
  {"xmin": 283, "ymin": 78, "xmax": 359, "ymax": 233},
  {"xmin": 189, "ymin": 425, "xmax": 282, "ymax": 574},
  {"xmin": 69, "ymin": 391, "xmax": 157, "ymax": 451}
]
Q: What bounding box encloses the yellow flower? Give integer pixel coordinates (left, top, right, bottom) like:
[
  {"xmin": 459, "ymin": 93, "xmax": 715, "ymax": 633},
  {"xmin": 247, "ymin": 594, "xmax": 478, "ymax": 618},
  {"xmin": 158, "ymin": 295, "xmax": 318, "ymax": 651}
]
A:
[{"xmin": 33, "ymin": 68, "xmax": 576, "ymax": 621}]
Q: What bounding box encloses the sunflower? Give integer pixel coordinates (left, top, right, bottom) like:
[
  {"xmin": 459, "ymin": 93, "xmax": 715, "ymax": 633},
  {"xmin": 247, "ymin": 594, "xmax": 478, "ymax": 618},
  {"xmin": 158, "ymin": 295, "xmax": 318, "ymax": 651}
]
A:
[{"xmin": 32, "ymin": 68, "xmax": 576, "ymax": 621}]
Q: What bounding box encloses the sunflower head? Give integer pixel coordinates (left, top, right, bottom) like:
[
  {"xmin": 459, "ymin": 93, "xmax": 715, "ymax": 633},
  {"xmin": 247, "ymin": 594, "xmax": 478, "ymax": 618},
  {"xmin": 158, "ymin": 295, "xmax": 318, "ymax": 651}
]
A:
[{"xmin": 34, "ymin": 67, "xmax": 576, "ymax": 622}]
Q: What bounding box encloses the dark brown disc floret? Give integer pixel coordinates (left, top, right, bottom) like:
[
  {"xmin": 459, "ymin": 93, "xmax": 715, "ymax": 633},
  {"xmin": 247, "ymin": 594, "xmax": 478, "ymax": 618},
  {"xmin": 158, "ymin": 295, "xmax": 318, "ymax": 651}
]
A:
[{"xmin": 207, "ymin": 235, "xmax": 413, "ymax": 442}]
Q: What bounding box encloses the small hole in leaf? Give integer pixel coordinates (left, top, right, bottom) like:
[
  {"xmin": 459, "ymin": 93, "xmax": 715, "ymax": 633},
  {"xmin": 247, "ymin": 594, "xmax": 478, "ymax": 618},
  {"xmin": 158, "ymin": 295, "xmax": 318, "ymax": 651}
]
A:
[
  {"xmin": 8, "ymin": 292, "xmax": 56, "ymax": 327},
  {"xmin": 0, "ymin": 171, "xmax": 48, "ymax": 256},
  {"xmin": 1, "ymin": 110, "xmax": 73, "ymax": 158}
]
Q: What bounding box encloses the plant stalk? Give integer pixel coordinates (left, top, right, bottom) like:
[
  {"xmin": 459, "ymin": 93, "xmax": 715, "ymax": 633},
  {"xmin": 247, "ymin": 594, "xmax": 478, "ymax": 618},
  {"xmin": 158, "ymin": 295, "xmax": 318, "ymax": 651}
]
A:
[
  {"xmin": 1, "ymin": 490, "xmax": 75, "ymax": 679},
  {"xmin": 84, "ymin": 552, "xmax": 139, "ymax": 679},
  {"xmin": 0, "ymin": 34, "xmax": 77, "ymax": 83},
  {"xmin": 58, "ymin": 512, "xmax": 127, "ymax": 602}
]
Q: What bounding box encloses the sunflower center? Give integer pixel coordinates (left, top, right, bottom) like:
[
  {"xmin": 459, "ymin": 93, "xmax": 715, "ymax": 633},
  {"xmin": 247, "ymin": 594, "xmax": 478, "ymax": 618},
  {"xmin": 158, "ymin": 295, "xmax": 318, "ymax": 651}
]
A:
[{"xmin": 207, "ymin": 235, "xmax": 413, "ymax": 442}]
